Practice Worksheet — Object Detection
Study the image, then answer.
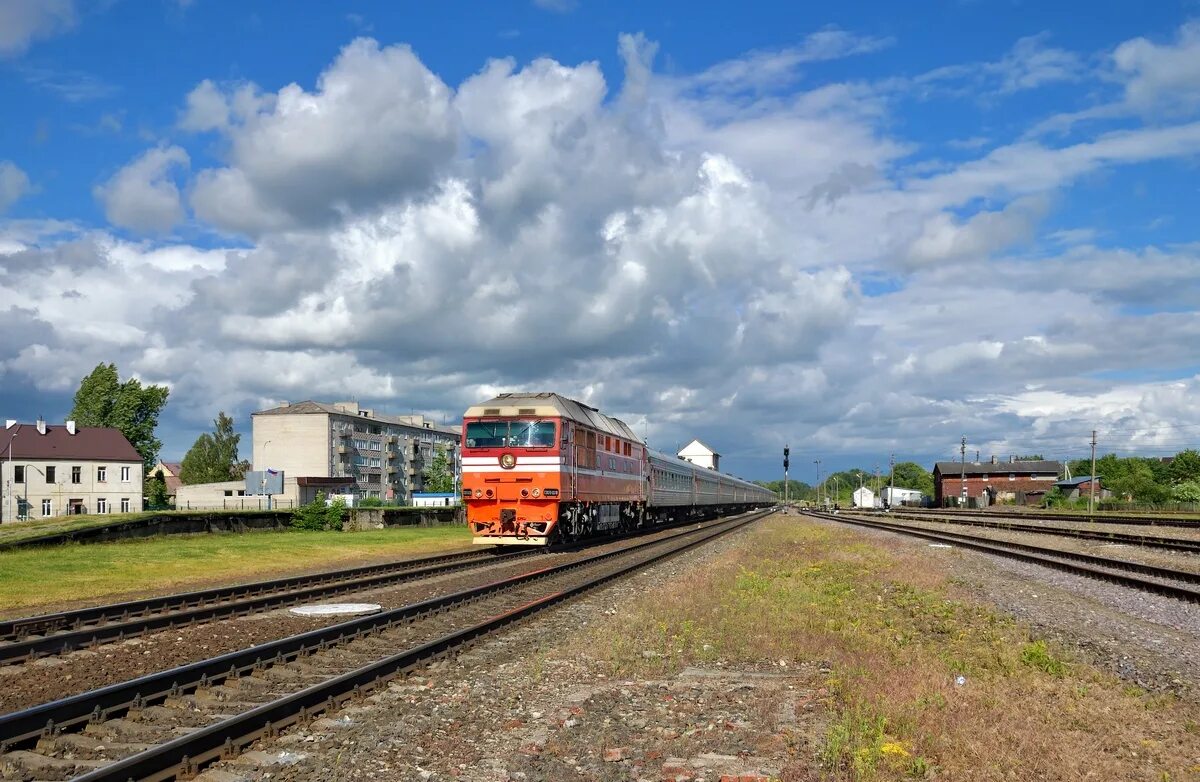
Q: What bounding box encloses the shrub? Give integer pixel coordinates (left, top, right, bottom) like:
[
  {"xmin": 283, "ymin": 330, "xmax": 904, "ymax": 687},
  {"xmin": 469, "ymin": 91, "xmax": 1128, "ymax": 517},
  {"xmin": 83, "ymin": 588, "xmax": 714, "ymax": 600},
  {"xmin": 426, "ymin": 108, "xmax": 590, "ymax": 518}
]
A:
[{"xmin": 290, "ymin": 492, "xmax": 346, "ymax": 531}]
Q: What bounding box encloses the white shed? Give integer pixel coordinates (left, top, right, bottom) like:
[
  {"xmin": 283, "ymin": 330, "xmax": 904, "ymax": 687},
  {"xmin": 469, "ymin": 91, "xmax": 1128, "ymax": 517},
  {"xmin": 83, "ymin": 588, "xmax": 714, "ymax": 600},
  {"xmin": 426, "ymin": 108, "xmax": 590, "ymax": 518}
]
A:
[
  {"xmin": 852, "ymin": 487, "xmax": 877, "ymax": 509},
  {"xmin": 882, "ymin": 486, "xmax": 924, "ymax": 507},
  {"xmin": 677, "ymin": 439, "xmax": 720, "ymax": 471}
]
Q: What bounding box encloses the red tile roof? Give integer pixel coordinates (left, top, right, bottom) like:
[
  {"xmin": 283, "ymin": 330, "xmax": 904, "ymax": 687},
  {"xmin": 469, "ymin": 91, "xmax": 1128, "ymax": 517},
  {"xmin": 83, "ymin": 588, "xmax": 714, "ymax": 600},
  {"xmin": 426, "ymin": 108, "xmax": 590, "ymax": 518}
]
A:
[{"xmin": 3, "ymin": 424, "xmax": 142, "ymax": 463}]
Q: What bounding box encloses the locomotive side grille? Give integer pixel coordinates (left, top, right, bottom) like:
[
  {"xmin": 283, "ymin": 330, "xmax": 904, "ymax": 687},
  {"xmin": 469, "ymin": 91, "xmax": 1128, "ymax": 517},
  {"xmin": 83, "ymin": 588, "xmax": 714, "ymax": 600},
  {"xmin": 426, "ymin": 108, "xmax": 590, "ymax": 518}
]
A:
[
  {"xmin": 518, "ymin": 408, "xmax": 536, "ymax": 415},
  {"xmin": 483, "ymin": 408, "xmax": 501, "ymax": 415}
]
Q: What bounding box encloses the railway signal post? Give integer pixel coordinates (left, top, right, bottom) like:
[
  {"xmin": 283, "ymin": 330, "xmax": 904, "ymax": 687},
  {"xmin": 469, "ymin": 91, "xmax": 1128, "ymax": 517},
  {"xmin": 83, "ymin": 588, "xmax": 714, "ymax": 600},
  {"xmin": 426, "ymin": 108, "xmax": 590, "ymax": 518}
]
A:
[{"xmin": 783, "ymin": 445, "xmax": 789, "ymax": 505}]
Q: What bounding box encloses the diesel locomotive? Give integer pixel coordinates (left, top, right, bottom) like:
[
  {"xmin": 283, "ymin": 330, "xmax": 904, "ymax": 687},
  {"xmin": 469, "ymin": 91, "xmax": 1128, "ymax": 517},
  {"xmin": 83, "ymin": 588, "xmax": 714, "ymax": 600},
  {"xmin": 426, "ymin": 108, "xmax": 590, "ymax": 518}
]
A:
[{"xmin": 461, "ymin": 392, "xmax": 776, "ymax": 545}]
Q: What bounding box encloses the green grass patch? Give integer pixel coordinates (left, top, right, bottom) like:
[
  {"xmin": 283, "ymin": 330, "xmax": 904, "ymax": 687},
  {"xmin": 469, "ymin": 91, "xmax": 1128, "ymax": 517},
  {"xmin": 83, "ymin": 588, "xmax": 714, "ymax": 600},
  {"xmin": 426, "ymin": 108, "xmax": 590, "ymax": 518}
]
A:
[
  {"xmin": 580, "ymin": 518, "xmax": 1200, "ymax": 781},
  {"xmin": 0, "ymin": 526, "xmax": 471, "ymax": 616}
]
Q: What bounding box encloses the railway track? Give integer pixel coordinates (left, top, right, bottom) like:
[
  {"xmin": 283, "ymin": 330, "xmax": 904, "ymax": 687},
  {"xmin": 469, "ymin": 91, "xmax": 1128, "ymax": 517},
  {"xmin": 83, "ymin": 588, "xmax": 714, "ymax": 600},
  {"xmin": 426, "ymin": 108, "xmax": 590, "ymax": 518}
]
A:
[
  {"xmin": 900, "ymin": 507, "xmax": 1200, "ymax": 528},
  {"xmin": 805, "ymin": 511, "xmax": 1200, "ymax": 603},
  {"xmin": 884, "ymin": 511, "xmax": 1200, "ymax": 554},
  {"xmin": 0, "ymin": 547, "xmax": 537, "ymax": 665},
  {"xmin": 0, "ymin": 508, "xmax": 770, "ymax": 781}
]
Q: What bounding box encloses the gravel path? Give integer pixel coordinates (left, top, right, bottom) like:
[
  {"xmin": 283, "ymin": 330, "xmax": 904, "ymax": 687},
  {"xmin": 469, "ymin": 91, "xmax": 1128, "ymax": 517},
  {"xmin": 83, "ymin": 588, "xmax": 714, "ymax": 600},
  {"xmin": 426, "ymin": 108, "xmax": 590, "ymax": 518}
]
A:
[{"xmin": 812, "ymin": 517, "xmax": 1200, "ymax": 700}]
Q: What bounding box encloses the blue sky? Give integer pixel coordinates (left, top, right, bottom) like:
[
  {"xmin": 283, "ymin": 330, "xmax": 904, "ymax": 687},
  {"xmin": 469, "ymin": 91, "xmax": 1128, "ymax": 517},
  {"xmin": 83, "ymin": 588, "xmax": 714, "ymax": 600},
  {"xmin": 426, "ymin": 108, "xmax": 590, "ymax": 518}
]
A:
[{"xmin": 2, "ymin": 0, "xmax": 1199, "ymax": 480}]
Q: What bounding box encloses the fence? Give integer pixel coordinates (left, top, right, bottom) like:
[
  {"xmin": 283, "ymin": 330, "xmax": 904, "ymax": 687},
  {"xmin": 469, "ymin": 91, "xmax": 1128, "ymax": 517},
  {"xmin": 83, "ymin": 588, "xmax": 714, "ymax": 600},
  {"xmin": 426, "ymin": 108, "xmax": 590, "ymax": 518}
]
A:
[{"xmin": 174, "ymin": 498, "xmax": 298, "ymax": 511}]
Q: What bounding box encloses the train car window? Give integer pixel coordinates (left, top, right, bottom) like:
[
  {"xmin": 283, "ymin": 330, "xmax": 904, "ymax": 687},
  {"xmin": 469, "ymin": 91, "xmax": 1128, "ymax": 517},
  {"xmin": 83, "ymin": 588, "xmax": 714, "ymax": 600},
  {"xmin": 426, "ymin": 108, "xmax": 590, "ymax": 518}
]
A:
[
  {"xmin": 465, "ymin": 422, "xmax": 507, "ymax": 448},
  {"xmin": 509, "ymin": 420, "xmax": 556, "ymax": 447}
]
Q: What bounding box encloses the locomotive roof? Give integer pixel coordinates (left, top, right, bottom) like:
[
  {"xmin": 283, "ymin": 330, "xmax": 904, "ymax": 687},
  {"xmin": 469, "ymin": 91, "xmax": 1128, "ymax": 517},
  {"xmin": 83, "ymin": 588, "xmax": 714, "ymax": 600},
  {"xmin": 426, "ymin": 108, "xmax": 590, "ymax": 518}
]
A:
[{"xmin": 464, "ymin": 392, "xmax": 641, "ymax": 442}]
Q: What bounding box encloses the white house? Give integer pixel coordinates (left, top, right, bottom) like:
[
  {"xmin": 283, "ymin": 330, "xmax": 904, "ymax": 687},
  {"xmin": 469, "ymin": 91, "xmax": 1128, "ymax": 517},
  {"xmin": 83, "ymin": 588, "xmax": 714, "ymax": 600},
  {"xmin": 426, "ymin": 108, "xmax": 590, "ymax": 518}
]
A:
[
  {"xmin": 852, "ymin": 487, "xmax": 877, "ymax": 509},
  {"xmin": 2, "ymin": 418, "xmax": 144, "ymax": 521},
  {"xmin": 677, "ymin": 439, "xmax": 720, "ymax": 471}
]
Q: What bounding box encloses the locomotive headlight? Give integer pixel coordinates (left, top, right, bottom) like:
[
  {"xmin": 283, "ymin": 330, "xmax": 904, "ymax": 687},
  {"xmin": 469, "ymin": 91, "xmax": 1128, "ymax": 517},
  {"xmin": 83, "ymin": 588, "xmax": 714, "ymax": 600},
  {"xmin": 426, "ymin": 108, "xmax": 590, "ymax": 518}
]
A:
[
  {"xmin": 499, "ymin": 453, "xmax": 516, "ymax": 469},
  {"xmin": 520, "ymin": 488, "xmax": 529, "ymax": 498},
  {"xmin": 532, "ymin": 488, "xmax": 541, "ymax": 497},
  {"xmin": 474, "ymin": 489, "xmax": 483, "ymax": 498},
  {"xmin": 485, "ymin": 488, "xmax": 494, "ymax": 498}
]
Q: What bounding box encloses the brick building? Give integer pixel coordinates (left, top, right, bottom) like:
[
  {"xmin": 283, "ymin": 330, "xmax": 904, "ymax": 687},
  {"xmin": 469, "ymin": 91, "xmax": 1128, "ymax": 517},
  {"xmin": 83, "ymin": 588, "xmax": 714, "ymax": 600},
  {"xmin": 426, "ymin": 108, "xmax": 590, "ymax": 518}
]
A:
[{"xmin": 933, "ymin": 456, "xmax": 1063, "ymax": 507}]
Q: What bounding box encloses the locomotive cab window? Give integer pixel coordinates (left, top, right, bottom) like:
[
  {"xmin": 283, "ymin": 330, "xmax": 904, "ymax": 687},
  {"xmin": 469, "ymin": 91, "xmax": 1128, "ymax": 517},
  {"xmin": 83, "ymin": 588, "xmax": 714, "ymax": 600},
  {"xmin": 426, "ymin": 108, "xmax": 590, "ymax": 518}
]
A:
[
  {"xmin": 509, "ymin": 420, "xmax": 556, "ymax": 447},
  {"xmin": 465, "ymin": 420, "xmax": 556, "ymax": 448}
]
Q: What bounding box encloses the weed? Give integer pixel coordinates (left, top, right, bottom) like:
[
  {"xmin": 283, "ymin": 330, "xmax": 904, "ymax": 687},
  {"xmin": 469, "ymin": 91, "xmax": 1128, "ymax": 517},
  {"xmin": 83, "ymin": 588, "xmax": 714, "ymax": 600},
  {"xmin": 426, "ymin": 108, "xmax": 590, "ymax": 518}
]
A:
[{"xmin": 1019, "ymin": 640, "xmax": 1066, "ymax": 677}]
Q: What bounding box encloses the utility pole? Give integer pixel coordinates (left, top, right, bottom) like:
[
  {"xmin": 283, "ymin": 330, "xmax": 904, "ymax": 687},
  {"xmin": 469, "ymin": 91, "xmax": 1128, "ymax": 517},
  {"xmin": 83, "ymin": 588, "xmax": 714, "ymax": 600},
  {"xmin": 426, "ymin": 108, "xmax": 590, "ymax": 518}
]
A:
[
  {"xmin": 813, "ymin": 459, "xmax": 821, "ymax": 508},
  {"xmin": 1089, "ymin": 429, "xmax": 1097, "ymax": 514},
  {"xmin": 960, "ymin": 435, "xmax": 967, "ymax": 508},
  {"xmin": 3, "ymin": 432, "xmax": 16, "ymax": 525},
  {"xmin": 888, "ymin": 452, "xmax": 895, "ymax": 509},
  {"xmin": 783, "ymin": 445, "xmax": 790, "ymax": 505},
  {"xmin": 874, "ymin": 463, "xmax": 881, "ymax": 509}
]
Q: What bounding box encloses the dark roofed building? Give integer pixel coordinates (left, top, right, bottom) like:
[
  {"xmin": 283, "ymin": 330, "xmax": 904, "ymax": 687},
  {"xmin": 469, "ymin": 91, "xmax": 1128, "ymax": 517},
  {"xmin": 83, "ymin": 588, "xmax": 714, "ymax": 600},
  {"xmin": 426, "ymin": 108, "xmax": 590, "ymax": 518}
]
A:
[
  {"xmin": 933, "ymin": 456, "xmax": 1062, "ymax": 507},
  {"xmin": 2, "ymin": 419, "xmax": 143, "ymax": 521},
  {"xmin": 1053, "ymin": 476, "xmax": 1111, "ymax": 502}
]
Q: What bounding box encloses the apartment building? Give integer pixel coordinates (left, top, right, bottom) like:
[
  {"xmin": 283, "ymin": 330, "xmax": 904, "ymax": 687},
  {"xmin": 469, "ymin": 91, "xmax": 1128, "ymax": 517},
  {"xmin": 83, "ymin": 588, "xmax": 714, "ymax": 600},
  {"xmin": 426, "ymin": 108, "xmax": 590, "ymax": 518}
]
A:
[
  {"xmin": 1, "ymin": 419, "xmax": 144, "ymax": 521},
  {"xmin": 251, "ymin": 401, "xmax": 460, "ymax": 503}
]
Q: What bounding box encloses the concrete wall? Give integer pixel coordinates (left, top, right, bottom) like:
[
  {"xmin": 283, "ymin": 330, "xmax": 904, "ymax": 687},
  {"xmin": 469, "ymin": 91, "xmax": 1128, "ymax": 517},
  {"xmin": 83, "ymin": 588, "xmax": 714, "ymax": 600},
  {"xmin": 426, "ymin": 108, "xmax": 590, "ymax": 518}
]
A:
[
  {"xmin": 253, "ymin": 412, "xmax": 331, "ymax": 478},
  {"xmin": 345, "ymin": 506, "xmax": 463, "ymax": 530}
]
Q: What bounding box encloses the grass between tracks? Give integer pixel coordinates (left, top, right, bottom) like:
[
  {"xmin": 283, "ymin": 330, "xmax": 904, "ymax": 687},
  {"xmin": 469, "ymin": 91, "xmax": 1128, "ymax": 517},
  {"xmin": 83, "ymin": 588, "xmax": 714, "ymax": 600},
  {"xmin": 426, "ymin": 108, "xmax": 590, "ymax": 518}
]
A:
[
  {"xmin": 581, "ymin": 515, "xmax": 1200, "ymax": 781},
  {"xmin": 0, "ymin": 526, "xmax": 471, "ymax": 616}
]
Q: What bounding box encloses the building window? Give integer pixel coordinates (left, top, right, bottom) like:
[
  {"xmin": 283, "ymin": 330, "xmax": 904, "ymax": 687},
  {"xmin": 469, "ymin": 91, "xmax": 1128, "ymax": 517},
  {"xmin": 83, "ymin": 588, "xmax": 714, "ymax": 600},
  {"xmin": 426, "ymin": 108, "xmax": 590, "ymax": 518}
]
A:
[
  {"xmin": 72, "ymin": 466, "xmax": 82, "ymax": 483},
  {"xmin": 46, "ymin": 466, "xmax": 55, "ymax": 483},
  {"xmin": 120, "ymin": 497, "xmax": 130, "ymax": 513},
  {"xmin": 13, "ymin": 465, "xmax": 23, "ymax": 483},
  {"xmin": 42, "ymin": 499, "xmax": 51, "ymax": 517},
  {"xmin": 121, "ymin": 466, "xmax": 131, "ymax": 482},
  {"xmin": 97, "ymin": 497, "xmax": 108, "ymax": 514},
  {"xmin": 224, "ymin": 490, "xmax": 233, "ymax": 496},
  {"xmin": 97, "ymin": 466, "xmax": 107, "ymax": 482}
]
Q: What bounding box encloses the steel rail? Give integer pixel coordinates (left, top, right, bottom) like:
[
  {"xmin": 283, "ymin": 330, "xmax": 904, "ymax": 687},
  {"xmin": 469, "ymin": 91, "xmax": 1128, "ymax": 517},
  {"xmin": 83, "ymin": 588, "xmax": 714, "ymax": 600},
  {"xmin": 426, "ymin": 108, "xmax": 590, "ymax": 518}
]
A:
[
  {"xmin": 68, "ymin": 509, "xmax": 768, "ymax": 782},
  {"xmin": 900, "ymin": 507, "xmax": 1200, "ymax": 528},
  {"xmin": 880, "ymin": 511, "xmax": 1200, "ymax": 553},
  {"xmin": 0, "ymin": 509, "xmax": 771, "ymax": 755},
  {"xmin": 0, "ymin": 547, "xmax": 540, "ymax": 664},
  {"xmin": 805, "ymin": 512, "xmax": 1200, "ymax": 602}
]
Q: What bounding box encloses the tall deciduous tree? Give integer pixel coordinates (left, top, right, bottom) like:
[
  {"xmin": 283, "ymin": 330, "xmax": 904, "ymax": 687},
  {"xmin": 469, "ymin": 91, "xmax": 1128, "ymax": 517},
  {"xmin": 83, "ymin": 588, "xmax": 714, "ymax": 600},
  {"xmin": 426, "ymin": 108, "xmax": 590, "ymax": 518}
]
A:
[
  {"xmin": 1169, "ymin": 449, "xmax": 1200, "ymax": 484},
  {"xmin": 70, "ymin": 363, "xmax": 170, "ymax": 472},
  {"xmin": 891, "ymin": 461, "xmax": 935, "ymax": 496},
  {"xmin": 179, "ymin": 412, "xmax": 243, "ymax": 485},
  {"xmin": 422, "ymin": 448, "xmax": 455, "ymax": 493}
]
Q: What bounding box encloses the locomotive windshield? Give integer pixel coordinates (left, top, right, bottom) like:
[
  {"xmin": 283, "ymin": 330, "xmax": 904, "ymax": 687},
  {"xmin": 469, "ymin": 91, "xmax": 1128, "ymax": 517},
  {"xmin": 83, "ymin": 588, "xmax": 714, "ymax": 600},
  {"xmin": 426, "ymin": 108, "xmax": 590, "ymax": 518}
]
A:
[{"xmin": 466, "ymin": 420, "xmax": 556, "ymax": 448}]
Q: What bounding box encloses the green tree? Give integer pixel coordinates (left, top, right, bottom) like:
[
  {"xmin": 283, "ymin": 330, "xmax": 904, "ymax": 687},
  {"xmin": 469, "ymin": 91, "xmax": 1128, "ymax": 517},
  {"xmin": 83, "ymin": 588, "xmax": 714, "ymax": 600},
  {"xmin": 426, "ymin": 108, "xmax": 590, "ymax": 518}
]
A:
[
  {"xmin": 1015, "ymin": 454, "xmax": 1045, "ymax": 461},
  {"xmin": 146, "ymin": 469, "xmax": 171, "ymax": 509},
  {"xmin": 70, "ymin": 363, "xmax": 170, "ymax": 472},
  {"xmin": 891, "ymin": 461, "xmax": 934, "ymax": 497},
  {"xmin": 1169, "ymin": 449, "xmax": 1200, "ymax": 484},
  {"xmin": 422, "ymin": 448, "xmax": 455, "ymax": 493},
  {"xmin": 755, "ymin": 480, "xmax": 814, "ymax": 501},
  {"xmin": 1172, "ymin": 481, "xmax": 1200, "ymax": 503},
  {"xmin": 290, "ymin": 492, "xmax": 345, "ymax": 531},
  {"xmin": 179, "ymin": 412, "xmax": 242, "ymax": 485}
]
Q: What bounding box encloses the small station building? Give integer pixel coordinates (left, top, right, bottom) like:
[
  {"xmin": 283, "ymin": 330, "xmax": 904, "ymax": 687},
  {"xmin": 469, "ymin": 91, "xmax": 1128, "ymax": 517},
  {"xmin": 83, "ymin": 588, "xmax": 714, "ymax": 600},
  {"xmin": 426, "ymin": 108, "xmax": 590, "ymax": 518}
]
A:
[{"xmin": 933, "ymin": 456, "xmax": 1063, "ymax": 507}]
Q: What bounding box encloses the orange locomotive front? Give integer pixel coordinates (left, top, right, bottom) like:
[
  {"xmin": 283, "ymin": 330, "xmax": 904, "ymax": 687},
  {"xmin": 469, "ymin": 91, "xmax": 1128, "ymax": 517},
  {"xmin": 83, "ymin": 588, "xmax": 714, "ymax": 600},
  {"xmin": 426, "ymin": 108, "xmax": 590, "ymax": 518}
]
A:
[
  {"xmin": 461, "ymin": 393, "xmax": 647, "ymax": 546},
  {"xmin": 461, "ymin": 416, "xmax": 565, "ymax": 544}
]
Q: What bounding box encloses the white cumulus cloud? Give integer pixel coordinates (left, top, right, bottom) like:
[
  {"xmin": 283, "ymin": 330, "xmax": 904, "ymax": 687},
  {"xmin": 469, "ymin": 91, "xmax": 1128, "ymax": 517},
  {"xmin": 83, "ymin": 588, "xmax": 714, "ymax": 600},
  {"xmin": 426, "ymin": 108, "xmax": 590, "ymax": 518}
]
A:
[{"xmin": 94, "ymin": 146, "xmax": 191, "ymax": 233}]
